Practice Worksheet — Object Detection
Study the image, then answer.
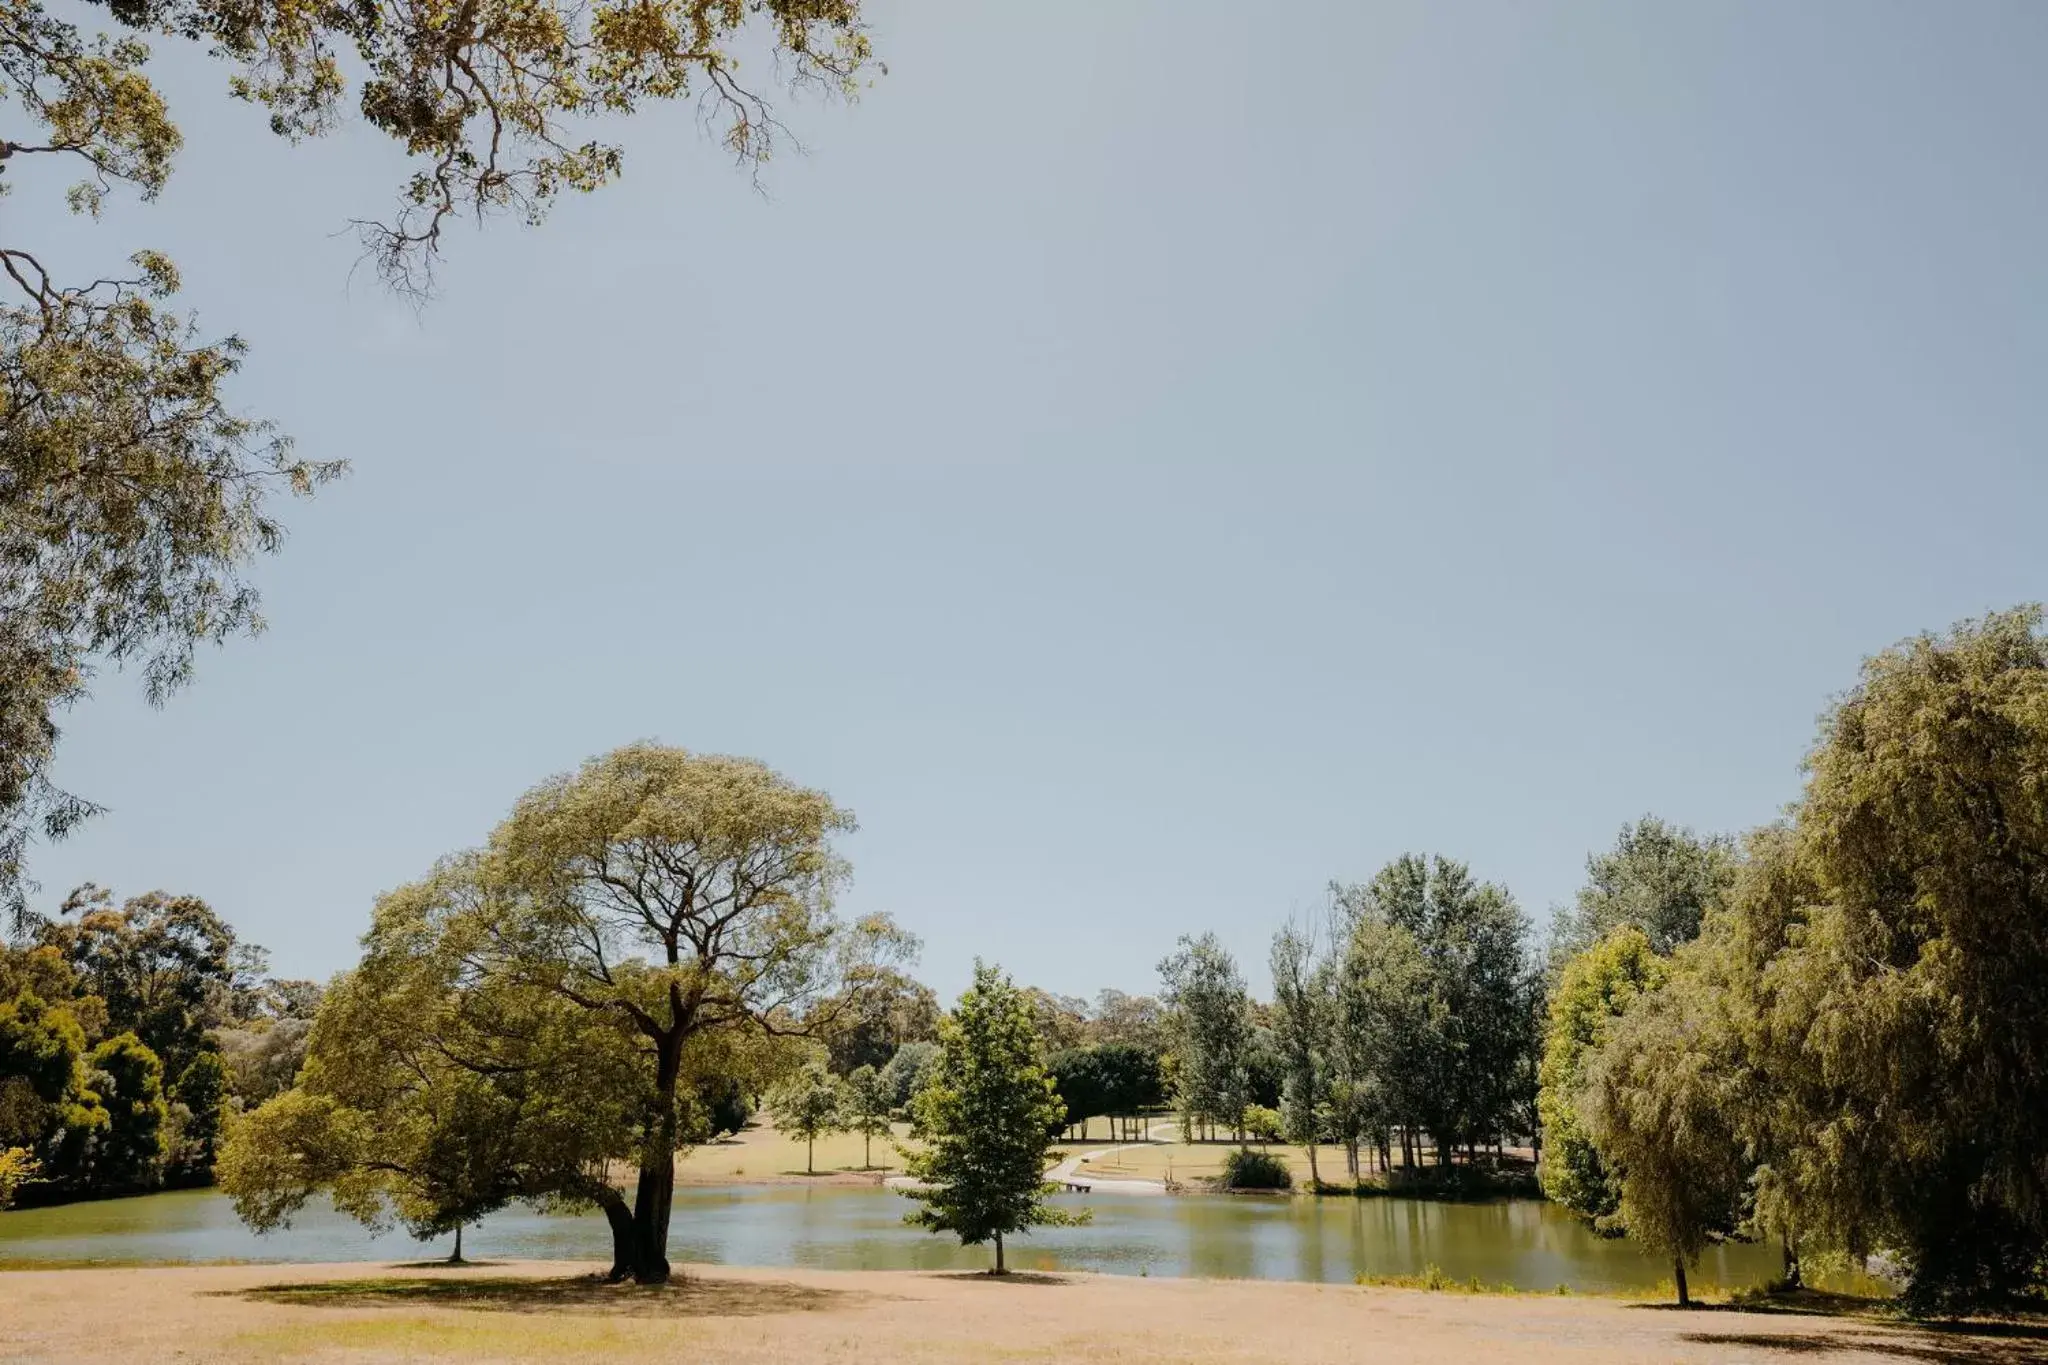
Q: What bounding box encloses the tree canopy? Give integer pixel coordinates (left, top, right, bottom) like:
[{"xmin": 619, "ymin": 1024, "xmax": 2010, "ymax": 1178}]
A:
[{"xmin": 219, "ymin": 743, "xmax": 908, "ymax": 1283}]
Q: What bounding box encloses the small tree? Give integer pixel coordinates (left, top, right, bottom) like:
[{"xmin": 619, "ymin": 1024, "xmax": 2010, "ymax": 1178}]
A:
[
  {"xmin": 902, "ymin": 962, "xmax": 1086, "ymax": 1274},
  {"xmin": 844, "ymin": 1065, "xmax": 892, "ymax": 1169},
  {"xmin": 768, "ymin": 1063, "xmax": 845, "ymax": 1175}
]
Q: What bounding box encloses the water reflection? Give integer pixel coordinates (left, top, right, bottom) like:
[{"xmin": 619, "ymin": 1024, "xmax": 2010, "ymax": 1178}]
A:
[{"xmin": 0, "ymin": 1185, "xmax": 1785, "ymax": 1292}]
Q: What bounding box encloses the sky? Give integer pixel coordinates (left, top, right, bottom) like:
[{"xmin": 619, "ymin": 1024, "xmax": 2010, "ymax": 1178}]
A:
[{"xmin": 19, "ymin": 0, "xmax": 2048, "ymax": 1001}]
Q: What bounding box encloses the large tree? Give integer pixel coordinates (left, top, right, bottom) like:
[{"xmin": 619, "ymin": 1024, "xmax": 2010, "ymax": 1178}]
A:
[
  {"xmin": 901, "ymin": 962, "xmax": 1082, "ymax": 1274},
  {"xmin": 0, "ymin": 0, "xmax": 879, "ymax": 922}
]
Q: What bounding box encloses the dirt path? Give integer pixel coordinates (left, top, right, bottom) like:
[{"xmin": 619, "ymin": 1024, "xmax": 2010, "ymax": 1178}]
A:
[{"xmin": 2, "ymin": 1259, "xmax": 2039, "ymax": 1364}]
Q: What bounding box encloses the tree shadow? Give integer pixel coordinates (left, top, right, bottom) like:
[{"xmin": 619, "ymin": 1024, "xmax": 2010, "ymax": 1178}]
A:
[
  {"xmin": 224, "ymin": 1274, "xmax": 864, "ymax": 1319},
  {"xmin": 382, "ymin": 1259, "xmax": 513, "ymax": 1271},
  {"xmin": 1678, "ymin": 1330, "xmax": 2048, "ymax": 1363},
  {"xmin": 924, "ymin": 1270, "xmax": 1073, "ymax": 1286}
]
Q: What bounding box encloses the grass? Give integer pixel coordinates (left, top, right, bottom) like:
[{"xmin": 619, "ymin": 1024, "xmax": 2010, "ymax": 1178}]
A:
[{"xmin": 673, "ymin": 1122, "xmax": 917, "ymax": 1182}]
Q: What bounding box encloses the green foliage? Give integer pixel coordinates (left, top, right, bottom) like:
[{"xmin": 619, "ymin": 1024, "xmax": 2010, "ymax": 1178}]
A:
[
  {"xmin": 0, "ymin": 1145, "xmax": 35, "ymax": 1207},
  {"xmin": 1578, "ymin": 963, "xmax": 1745, "ymax": 1306},
  {"xmin": 1243, "ymin": 1104, "xmax": 1284, "ymax": 1144},
  {"xmin": 87, "ymin": 1031, "xmax": 169, "ymax": 1192},
  {"xmin": 214, "ymin": 1018, "xmax": 312, "ymax": 1105},
  {"xmin": 1159, "ymin": 934, "xmax": 1252, "ymax": 1138},
  {"xmin": 1269, "ymin": 922, "xmax": 1328, "ymax": 1163},
  {"xmin": 1220, "ymin": 1146, "xmax": 1292, "ymax": 1190},
  {"xmin": 1537, "ymin": 927, "xmax": 1666, "ymax": 1227},
  {"xmin": 842, "ymin": 1065, "xmax": 891, "ymax": 1168},
  {"xmin": 767, "ymin": 1062, "xmax": 845, "ymax": 1174},
  {"xmin": 818, "ymin": 969, "xmax": 940, "ymax": 1075},
  {"xmin": 0, "ymin": 988, "xmax": 107, "ymax": 1192},
  {"xmin": 32, "ymin": 887, "xmax": 247, "ymax": 1078},
  {"xmin": 879, "ymin": 1041, "xmax": 940, "ymax": 1113},
  {"xmin": 169, "ymin": 1049, "xmax": 228, "ymax": 1179},
  {"xmin": 902, "ymin": 962, "xmax": 1086, "ymax": 1273},
  {"xmin": 1551, "ymin": 818, "xmax": 1738, "ymax": 960}
]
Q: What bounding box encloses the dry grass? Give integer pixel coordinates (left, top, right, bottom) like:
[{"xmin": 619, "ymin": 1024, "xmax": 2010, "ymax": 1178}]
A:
[
  {"xmin": 672, "ymin": 1122, "xmax": 915, "ymax": 1184},
  {"xmin": 1074, "ymin": 1140, "xmax": 1326, "ymax": 1185},
  {"xmin": 3, "ymin": 1259, "xmax": 2042, "ymax": 1364}
]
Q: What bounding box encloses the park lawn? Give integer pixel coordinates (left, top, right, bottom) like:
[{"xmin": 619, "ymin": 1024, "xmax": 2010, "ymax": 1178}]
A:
[
  {"xmin": 673, "ymin": 1121, "xmax": 916, "ymax": 1184},
  {"xmin": 0, "ymin": 1259, "xmax": 2009, "ymax": 1364},
  {"xmin": 1074, "ymin": 1140, "xmax": 1328, "ymax": 1186}
]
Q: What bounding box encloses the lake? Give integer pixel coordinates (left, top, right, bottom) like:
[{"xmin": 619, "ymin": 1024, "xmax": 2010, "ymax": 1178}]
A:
[{"xmin": 0, "ymin": 1186, "xmax": 1787, "ymax": 1292}]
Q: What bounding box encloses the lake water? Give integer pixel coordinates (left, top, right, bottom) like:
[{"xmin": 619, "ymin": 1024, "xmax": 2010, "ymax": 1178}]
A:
[{"xmin": 0, "ymin": 1186, "xmax": 1786, "ymax": 1293}]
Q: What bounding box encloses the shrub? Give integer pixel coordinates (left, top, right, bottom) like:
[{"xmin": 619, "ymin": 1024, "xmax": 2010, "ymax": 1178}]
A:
[{"xmin": 1220, "ymin": 1147, "xmax": 1292, "ymax": 1190}]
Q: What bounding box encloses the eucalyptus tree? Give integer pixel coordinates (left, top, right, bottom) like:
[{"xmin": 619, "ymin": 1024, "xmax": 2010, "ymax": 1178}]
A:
[{"xmin": 843, "ymin": 1064, "xmax": 892, "ymax": 1169}]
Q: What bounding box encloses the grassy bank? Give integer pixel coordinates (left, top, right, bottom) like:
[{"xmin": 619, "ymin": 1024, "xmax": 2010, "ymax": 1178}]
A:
[{"xmin": 3, "ymin": 1259, "xmax": 2035, "ymax": 1364}]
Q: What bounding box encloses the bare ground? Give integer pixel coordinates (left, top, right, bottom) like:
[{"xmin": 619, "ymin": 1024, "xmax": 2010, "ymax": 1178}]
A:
[{"xmin": 2, "ymin": 1260, "xmax": 2044, "ymax": 1364}]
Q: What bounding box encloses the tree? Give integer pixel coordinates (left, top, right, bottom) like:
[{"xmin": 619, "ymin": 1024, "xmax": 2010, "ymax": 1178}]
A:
[
  {"xmin": 1339, "ymin": 856, "xmax": 1534, "ymax": 1166},
  {"xmin": 1269, "ymin": 921, "xmax": 1328, "ymax": 1184},
  {"xmin": 31, "ymin": 886, "xmax": 246, "ymax": 1079},
  {"xmin": 1, "ymin": 0, "xmax": 879, "ymax": 925},
  {"xmin": 1090, "ymin": 1043, "xmax": 1164, "ymax": 1142},
  {"xmin": 768, "ymin": 1061, "xmax": 845, "ymax": 1174},
  {"xmin": 1708, "ymin": 608, "xmax": 2048, "ymax": 1311},
  {"xmin": 1158, "ymin": 934, "xmax": 1251, "ymax": 1142},
  {"xmin": 1045, "ymin": 1048, "xmax": 1104, "ymax": 1141},
  {"xmin": 901, "ymin": 963, "xmax": 1084, "ymax": 1274},
  {"xmin": 0, "ymin": 1145, "xmax": 34, "ymax": 1209},
  {"xmin": 1552, "ymin": 818, "xmax": 1738, "ymax": 960},
  {"xmin": 87, "ymin": 1031, "xmax": 169, "ymax": 1192},
  {"xmin": 880, "ymin": 1041, "xmax": 941, "ymax": 1114},
  {"xmin": 1537, "ymin": 926, "xmax": 1667, "ymax": 1226},
  {"xmin": 1021, "ymin": 988, "xmax": 1091, "ymax": 1055},
  {"xmin": 0, "ymin": 987, "xmax": 106, "ymax": 1191},
  {"xmin": 218, "ymin": 887, "xmax": 648, "ymax": 1266},
  {"xmin": 276, "ymin": 745, "xmax": 909, "ymax": 1284},
  {"xmin": 1090, "ymin": 990, "xmax": 1169, "ymax": 1052},
  {"xmin": 816, "ymin": 969, "xmax": 941, "ymax": 1074},
  {"xmin": 215, "ymin": 1018, "xmax": 313, "ymax": 1105},
  {"xmin": 843, "ymin": 1065, "xmax": 891, "ymax": 1169},
  {"xmin": 1328, "ymin": 908, "xmax": 1431, "ymax": 1176},
  {"xmin": 1578, "ymin": 966, "xmax": 1746, "ymax": 1307},
  {"xmin": 168, "ymin": 1049, "xmax": 228, "ymax": 1182}
]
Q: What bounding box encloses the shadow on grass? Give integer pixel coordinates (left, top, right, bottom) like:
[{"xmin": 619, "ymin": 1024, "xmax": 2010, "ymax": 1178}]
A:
[{"xmin": 225, "ymin": 1274, "xmax": 863, "ymax": 1319}]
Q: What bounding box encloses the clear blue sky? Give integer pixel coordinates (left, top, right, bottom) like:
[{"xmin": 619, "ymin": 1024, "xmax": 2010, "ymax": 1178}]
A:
[{"xmin": 25, "ymin": 0, "xmax": 2048, "ymax": 1001}]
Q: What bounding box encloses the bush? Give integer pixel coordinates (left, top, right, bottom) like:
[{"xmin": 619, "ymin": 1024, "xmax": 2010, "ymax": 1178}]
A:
[{"xmin": 1220, "ymin": 1147, "xmax": 1293, "ymax": 1190}]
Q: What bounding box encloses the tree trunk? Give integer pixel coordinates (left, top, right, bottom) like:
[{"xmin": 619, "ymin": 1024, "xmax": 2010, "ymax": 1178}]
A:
[
  {"xmin": 807, "ymin": 1132, "xmax": 816, "ymax": 1175},
  {"xmin": 1673, "ymin": 1256, "xmax": 1690, "ymax": 1308},
  {"xmin": 1782, "ymin": 1235, "xmax": 1801, "ymax": 1289},
  {"xmin": 994, "ymin": 1230, "xmax": 1005, "ymax": 1275},
  {"xmin": 629, "ymin": 1042, "xmax": 683, "ymax": 1284},
  {"xmin": 1306, "ymin": 1142, "xmax": 1320, "ymax": 1188},
  {"xmin": 448, "ymin": 1224, "xmax": 464, "ymax": 1265},
  {"xmin": 864, "ymin": 1129, "xmax": 872, "ymax": 1169},
  {"xmin": 592, "ymin": 1184, "xmax": 637, "ymax": 1283}
]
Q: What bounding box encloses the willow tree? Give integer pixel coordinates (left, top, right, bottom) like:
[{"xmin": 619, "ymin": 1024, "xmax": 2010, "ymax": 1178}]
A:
[
  {"xmin": 1, "ymin": 0, "xmax": 877, "ymax": 922},
  {"xmin": 487, "ymin": 743, "xmax": 911, "ymax": 1282}
]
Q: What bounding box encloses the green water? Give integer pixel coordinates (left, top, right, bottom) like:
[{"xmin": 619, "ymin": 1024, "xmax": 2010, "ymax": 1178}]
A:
[{"xmin": 0, "ymin": 1186, "xmax": 1788, "ymax": 1292}]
